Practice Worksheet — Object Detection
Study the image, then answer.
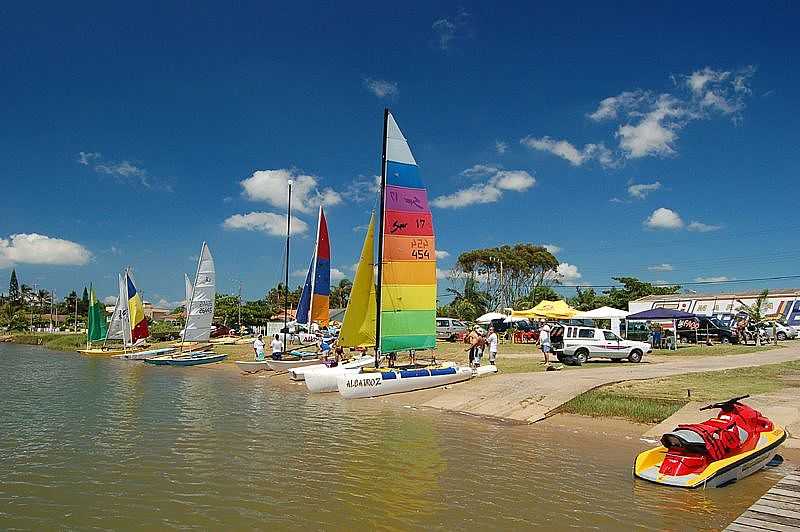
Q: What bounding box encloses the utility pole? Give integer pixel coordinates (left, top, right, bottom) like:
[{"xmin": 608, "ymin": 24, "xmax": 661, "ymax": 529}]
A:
[
  {"xmin": 74, "ymin": 293, "xmax": 78, "ymax": 333},
  {"xmin": 49, "ymin": 290, "xmax": 54, "ymax": 332},
  {"xmin": 30, "ymin": 282, "xmax": 36, "ymax": 330}
]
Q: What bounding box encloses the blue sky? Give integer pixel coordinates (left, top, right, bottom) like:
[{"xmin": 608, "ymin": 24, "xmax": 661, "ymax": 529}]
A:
[{"xmin": 2, "ymin": 2, "xmax": 799, "ymax": 307}]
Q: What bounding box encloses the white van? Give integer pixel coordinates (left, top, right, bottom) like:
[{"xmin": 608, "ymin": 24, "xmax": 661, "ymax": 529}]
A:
[
  {"xmin": 436, "ymin": 317, "xmax": 468, "ymax": 341},
  {"xmin": 559, "ymin": 326, "xmax": 651, "ymax": 365}
]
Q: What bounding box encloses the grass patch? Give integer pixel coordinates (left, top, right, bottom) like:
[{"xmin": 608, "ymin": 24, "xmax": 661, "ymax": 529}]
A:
[
  {"xmin": 561, "ymin": 390, "xmax": 685, "ymax": 424},
  {"xmin": 560, "ymin": 360, "xmax": 800, "ymax": 424},
  {"xmin": 9, "ymin": 333, "xmax": 87, "ymax": 352},
  {"xmin": 652, "ymin": 343, "xmax": 784, "ymax": 357}
]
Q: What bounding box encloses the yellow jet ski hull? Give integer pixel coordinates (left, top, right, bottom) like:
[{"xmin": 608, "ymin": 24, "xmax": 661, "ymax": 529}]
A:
[{"xmin": 634, "ymin": 425, "xmax": 785, "ymax": 488}]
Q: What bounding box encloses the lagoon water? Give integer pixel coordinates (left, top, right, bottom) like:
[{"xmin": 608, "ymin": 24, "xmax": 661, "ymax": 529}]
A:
[{"xmin": 0, "ymin": 343, "xmax": 792, "ymax": 530}]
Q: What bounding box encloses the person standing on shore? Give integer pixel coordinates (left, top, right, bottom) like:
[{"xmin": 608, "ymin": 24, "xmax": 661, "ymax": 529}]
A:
[
  {"xmin": 271, "ymin": 333, "xmax": 284, "ymax": 360},
  {"xmin": 539, "ymin": 321, "xmax": 553, "ymax": 369},
  {"xmin": 487, "ymin": 326, "xmax": 499, "ymax": 366},
  {"xmin": 253, "ymin": 334, "xmax": 265, "ymax": 361}
]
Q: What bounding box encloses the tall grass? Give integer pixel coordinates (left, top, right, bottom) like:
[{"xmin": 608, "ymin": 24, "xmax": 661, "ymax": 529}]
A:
[
  {"xmin": 10, "ymin": 333, "xmax": 86, "ymax": 351},
  {"xmin": 560, "ymin": 390, "xmax": 686, "ymax": 424}
]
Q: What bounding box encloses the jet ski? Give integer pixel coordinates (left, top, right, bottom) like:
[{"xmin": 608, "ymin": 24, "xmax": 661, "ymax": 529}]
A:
[{"xmin": 634, "ymin": 395, "xmax": 785, "ymax": 488}]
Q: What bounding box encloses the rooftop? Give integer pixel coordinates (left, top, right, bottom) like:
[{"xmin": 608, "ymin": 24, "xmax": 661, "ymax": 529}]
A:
[{"xmin": 633, "ymin": 288, "xmax": 800, "ymax": 303}]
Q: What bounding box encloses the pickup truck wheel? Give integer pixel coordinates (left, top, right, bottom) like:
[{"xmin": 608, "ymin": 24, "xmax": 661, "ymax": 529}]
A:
[
  {"xmin": 628, "ymin": 350, "xmax": 643, "ymax": 363},
  {"xmin": 720, "ymin": 336, "xmax": 730, "ymax": 344},
  {"xmin": 777, "ymin": 332, "xmax": 787, "ymax": 341},
  {"xmin": 574, "ymin": 348, "xmax": 588, "ymax": 365}
]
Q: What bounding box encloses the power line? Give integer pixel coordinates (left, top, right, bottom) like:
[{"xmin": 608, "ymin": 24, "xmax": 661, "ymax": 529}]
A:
[{"xmin": 556, "ymin": 274, "xmax": 800, "ymax": 289}]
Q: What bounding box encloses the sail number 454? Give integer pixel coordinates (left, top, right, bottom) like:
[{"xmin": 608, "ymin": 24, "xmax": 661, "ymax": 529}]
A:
[{"xmin": 410, "ymin": 238, "xmax": 432, "ymax": 260}]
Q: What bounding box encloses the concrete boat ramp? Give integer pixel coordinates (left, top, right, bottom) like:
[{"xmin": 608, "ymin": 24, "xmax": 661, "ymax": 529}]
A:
[{"xmin": 392, "ymin": 345, "xmax": 800, "ymax": 425}]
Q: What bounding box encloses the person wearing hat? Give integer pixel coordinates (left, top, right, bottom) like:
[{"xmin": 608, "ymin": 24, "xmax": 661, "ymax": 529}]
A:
[{"xmin": 253, "ymin": 334, "xmax": 265, "ymax": 361}]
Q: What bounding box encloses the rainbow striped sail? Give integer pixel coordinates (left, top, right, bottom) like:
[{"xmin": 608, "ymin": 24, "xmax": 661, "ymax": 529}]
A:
[
  {"xmin": 378, "ymin": 111, "xmax": 436, "ymax": 353},
  {"xmin": 296, "ymin": 206, "xmax": 331, "ymax": 327},
  {"xmin": 126, "ymin": 269, "xmax": 148, "ymax": 342}
]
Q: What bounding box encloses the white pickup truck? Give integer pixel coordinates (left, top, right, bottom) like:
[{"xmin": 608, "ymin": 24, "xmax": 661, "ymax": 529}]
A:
[{"xmin": 558, "ymin": 326, "xmax": 651, "ymax": 365}]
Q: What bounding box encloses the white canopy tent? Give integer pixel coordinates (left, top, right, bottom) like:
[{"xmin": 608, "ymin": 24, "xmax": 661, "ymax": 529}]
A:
[
  {"xmin": 476, "ymin": 312, "xmax": 508, "ymax": 324},
  {"xmin": 572, "ymin": 306, "xmax": 629, "ymax": 336}
]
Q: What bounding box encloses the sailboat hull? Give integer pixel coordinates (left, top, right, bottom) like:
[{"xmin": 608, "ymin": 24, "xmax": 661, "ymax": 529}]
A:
[
  {"xmin": 78, "ymin": 346, "xmax": 146, "ymax": 356},
  {"xmin": 266, "ymin": 356, "xmax": 320, "ymax": 372},
  {"xmin": 235, "ymin": 360, "xmax": 272, "ymax": 373},
  {"xmin": 337, "ymin": 366, "xmax": 473, "ymax": 399},
  {"xmin": 298, "ymin": 355, "xmax": 377, "ymax": 392}
]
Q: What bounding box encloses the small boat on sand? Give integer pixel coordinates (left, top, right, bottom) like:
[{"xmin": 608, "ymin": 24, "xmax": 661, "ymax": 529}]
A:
[
  {"xmin": 338, "ymin": 365, "xmax": 474, "ymax": 399},
  {"xmin": 146, "ymin": 352, "xmax": 227, "ymax": 366},
  {"xmin": 234, "ymin": 360, "xmax": 272, "ymax": 373},
  {"xmin": 266, "ymin": 352, "xmax": 321, "ymax": 372},
  {"xmin": 113, "ymin": 347, "xmax": 175, "ymax": 360}
]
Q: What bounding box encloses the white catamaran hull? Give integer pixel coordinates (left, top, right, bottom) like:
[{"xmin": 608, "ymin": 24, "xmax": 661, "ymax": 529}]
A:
[
  {"xmin": 290, "ymin": 354, "xmax": 375, "ymax": 381},
  {"xmin": 337, "ymin": 366, "xmax": 473, "ymax": 399},
  {"xmin": 299, "ymin": 355, "xmax": 377, "ymax": 392}
]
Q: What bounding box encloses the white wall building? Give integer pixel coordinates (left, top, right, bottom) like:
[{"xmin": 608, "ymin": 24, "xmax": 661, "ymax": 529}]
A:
[{"xmin": 629, "ymin": 288, "xmax": 800, "ymax": 326}]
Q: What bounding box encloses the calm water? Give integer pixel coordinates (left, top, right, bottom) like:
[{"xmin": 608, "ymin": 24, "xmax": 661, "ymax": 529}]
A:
[{"xmin": 0, "ymin": 343, "xmax": 793, "ymax": 531}]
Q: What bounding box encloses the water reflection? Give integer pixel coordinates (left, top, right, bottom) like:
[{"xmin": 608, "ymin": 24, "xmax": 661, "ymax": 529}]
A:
[{"xmin": 0, "ymin": 343, "xmax": 792, "ymax": 531}]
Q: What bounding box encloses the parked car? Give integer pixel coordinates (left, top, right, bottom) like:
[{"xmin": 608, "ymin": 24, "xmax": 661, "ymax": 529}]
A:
[
  {"xmin": 211, "ymin": 324, "xmax": 236, "ymax": 338},
  {"xmin": 677, "ymin": 317, "xmax": 738, "ymax": 344},
  {"xmin": 757, "ymin": 320, "xmax": 798, "ymax": 341},
  {"xmin": 558, "ymin": 326, "xmax": 651, "ymax": 365},
  {"xmin": 487, "ymin": 318, "xmax": 536, "ymax": 334},
  {"xmin": 436, "ymin": 317, "xmax": 469, "ymax": 341}
]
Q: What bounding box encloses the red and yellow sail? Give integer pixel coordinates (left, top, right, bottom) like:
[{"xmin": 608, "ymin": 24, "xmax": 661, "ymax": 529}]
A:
[{"xmin": 126, "ymin": 270, "xmax": 148, "ymax": 342}]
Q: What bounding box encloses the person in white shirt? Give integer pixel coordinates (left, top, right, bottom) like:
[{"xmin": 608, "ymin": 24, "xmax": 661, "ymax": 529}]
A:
[
  {"xmin": 271, "ymin": 334, "xmax": 284, "ymax": 360},
  {"xmin": 486, "ymin": 327, "xmax": 499, "ymax": 366},
  {"xmin": 253, "ymin": 335, "xmax": 265, "ymax": 361},
  {"xmin": 539, "ymin": 321, "xmax": 552, "ymax": 369}
]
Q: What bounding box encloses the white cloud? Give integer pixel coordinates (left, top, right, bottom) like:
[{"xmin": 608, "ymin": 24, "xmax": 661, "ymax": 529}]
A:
[
  {"xmin": 344, "ymin": 175, "xmax": 380, "ymax": 203},
  {"xmin": 648, "ymin": 263, "xmax": 674, "ymax": 272},
  {"xmin": 431, "ymin": 167, "xmax": 535, "ymax": 209},
  {"xmin": 588, "ymin": 90, "xmax": 646, "ymax": 121},
  {"xmin": 103, "ymin": 295, "xmax": 118, "ymax": 305},
  {"xmin": 77, "ymin": 152, "xmax": 165, "ymax": 189},
  {"xmin": 520, "ymin": 136, "xmax": 614, "ymax": 167},
  {"xmin": 240, "ymin": 169, "xmax": 342, "ymax": 214},
  {"xmin": 545, "ymin": 262, "xmax": 582, "ymax": 282},
  {"xmin": 0, "ymin": 233, "xmax": 92, "ymax": 268},
  {"xmin": 644, "ymin": 207, "xmax": 684, "ymax": 230},
  {"xmin": 686, "ymin": 66, "xmax": 755, "ymax": 118},
  {"xmin": 694, "ymin": 276, "xmax": 732, "ymax": 283},
  {"xmin": 431, "ymin": 183, "xmax": 502, "ymax": 209},
  {"xmin": 461, "ymin": 164, "xmax": 499, "ymax": 178},
  {"xmin": 222, "ymin": 212, "xmax": 309, "ymax": 237},
  {"xmin": 687, "ymin": 221, "xmax": 722, "ymax": 232},
  {"xmin": 617, "ymin": 94, "xmax": 689, "ymax": 158},
  {"xmin": 628, "ymin": 181, "xmax": 662, "ymax": 199},
  {"xmin": 432, "ymin": 8, "xmax": 469, "ymax": 50},
  {"xmin": 364, "ymin": 78, "xmax": 398, "ymax": 98},
  {"xmin": 435, "ymin": 250, "xmax": 450, "ymax": 260},
  {"xmin": 436, "ymin": 267, "xmax": 453, "ymax": 280},
  {"xmin": 330, "ymin": 268, "xmax": 346, "ymax": 282},
  {"xmin": 495, "ymin": 140, "xmax": 508, "ymax": 154},
  {"xmin": 77, "ymin": 151, "xmax": 101, "ymax": 165},
  {"xmin": 541, "ymin": 244, "xmax": 561, "ymax": 254}
]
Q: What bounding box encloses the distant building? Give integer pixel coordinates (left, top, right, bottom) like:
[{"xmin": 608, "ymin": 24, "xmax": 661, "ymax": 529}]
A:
[
  {"xmin": 629, "ymin": 288, "xmax": 800, "ymax": 326},
  {"xmin": 103, "ymin": 300, "xmax": 172, "ymax": 321}
]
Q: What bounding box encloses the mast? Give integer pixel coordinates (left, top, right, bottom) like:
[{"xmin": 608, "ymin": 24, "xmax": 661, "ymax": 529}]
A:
[
  {"xmin": 123, "ymin": 268, "xmax": 132, "ymax": 350},
  {"xmin": 179, "ymin": 244, "xmax": 204, "ymax": 356},
  {"xmin": 374, "ymin": 107, "xmax": 389, "ymax": 367},
  {"xmin": 308, "ymin": 205, "xmax": 322, "ymax": 329},
  {"xmin": 283, "ymin": 179, "xmax": 293, "ymax": 352}
]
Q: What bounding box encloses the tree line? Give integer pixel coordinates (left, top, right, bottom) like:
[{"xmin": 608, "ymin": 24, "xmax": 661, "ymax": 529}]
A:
[{"xmin": 437, "ymin": 244, "xmax": 681, "ymax": 321}]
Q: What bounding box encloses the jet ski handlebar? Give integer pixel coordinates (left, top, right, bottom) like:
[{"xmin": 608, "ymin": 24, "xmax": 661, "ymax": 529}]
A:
[{"xmin": 699, "ymin": 395, "xmax": 751, "ymax": 411}]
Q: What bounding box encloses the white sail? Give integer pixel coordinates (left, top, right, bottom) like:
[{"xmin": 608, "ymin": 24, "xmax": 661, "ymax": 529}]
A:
[
  {"xmin": 184, "ymin": 273, "xmax": 193, "ymax": 320},
  {"xmin": 182, "ymin": 242, "xmax": 215, "ymax": 342},
  {"xmin": 106, "ymin": 273, "xmax": 132, "ymax": 346}
]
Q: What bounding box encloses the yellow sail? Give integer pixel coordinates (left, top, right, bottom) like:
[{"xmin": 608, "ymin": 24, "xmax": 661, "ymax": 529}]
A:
[{"xmin": 339, "ymin": 214, "xmax": 377, "ymax": 348}]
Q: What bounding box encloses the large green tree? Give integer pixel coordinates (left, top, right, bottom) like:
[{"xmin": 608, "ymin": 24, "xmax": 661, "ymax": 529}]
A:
[
  {"xmin": 8, "ymin": 269, "xmax": 20, "ymax": 309},
  {"xmin": 602, "ymin": 277, "xmax": 681, "ymax": 310},
  {"xmin": 330, "ymin": 278, "xmax": 353, "ymax": 309},
  {"xmin": 568, "ymin": 287, "xmax": 610, "ymax": 311},
  {"xmin": 454, "ymin": 243, "xmax": 560, "ymax": 311}
]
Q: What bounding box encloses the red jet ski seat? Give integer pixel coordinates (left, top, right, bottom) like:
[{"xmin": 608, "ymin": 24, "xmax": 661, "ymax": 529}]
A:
[{"xmin": 661, "ymin": 419, "xmax": 749, "ymax": 461}]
